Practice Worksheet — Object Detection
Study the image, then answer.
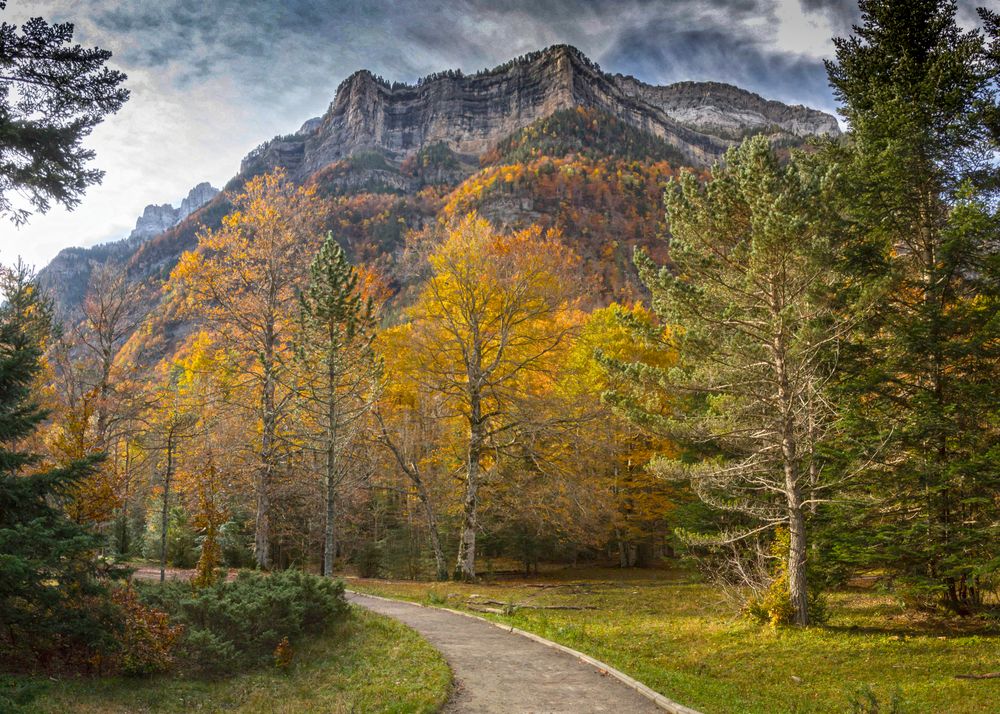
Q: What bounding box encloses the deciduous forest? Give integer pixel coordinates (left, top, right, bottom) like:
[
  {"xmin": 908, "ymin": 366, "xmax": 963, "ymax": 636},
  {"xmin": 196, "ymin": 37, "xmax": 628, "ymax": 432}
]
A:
[{"xmin": 1, "ymin": 1, "xmax": 998, "ymax": 712}]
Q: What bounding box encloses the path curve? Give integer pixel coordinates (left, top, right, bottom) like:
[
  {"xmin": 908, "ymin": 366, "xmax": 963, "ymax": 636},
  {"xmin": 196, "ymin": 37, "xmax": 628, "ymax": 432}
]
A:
[{"xmin": 347, "ymin": 592, "xmax": 697, "ymax": 714}]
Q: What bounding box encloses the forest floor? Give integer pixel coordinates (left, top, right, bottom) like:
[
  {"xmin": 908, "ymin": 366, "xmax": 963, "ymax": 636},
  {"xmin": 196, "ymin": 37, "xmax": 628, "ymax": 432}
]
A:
[
  {"xmin": 346, "ymin": 565, "xmax": 1000, "ymax": 714},
  {"xmin": 15, "ymin": 607, "xmax": 451, "ymax": 713}
]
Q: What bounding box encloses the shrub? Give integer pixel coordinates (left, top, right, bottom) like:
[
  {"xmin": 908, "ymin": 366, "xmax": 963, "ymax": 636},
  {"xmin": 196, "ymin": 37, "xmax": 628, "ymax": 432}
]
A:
[
  {"xmin": 745, "ymin": 529, "xmax": 828, "ymax": 626},
  {"xmin": 109, "ymin": 586, "xmax": 183, "ymax": 676},
  {"xmin": 273, "ymin": 636, "xmax": 293, "ymax": 670},
  {"xmin": 139, "ymin": 570, "xmax": 347, "ymax": 676},
  {"xmin": 354, "ymin": 541, "xmax": 383, "ymax": 578}
]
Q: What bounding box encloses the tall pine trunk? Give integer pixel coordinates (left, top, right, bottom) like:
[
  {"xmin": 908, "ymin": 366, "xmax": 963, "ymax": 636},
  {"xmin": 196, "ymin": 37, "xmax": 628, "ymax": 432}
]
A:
[
  {"xmin": 323, "ymin": 345, "xmax": 339, "ymax": 577},
  {"xmin": 774, "ymin": 333, "xmax": 809, "ymax": 626}
]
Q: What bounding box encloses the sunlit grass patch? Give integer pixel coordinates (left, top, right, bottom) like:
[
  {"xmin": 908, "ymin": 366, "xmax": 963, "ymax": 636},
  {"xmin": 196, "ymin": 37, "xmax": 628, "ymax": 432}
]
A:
[
  {"xmin": 349, "ymin": 567, "xmax": 1000, "ymax": 714},
  {"xmin": 19, "ymin": 608, "xmax": 450, "ymax": 714}
]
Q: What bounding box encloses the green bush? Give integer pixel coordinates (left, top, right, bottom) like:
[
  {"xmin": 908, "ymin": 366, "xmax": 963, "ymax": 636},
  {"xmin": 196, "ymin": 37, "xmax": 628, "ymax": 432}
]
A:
[
  {"xmin": 745, "ymin": 529, "xmax": 828, "ymax": 626},
  {"xmin": 353, "ymin": 541, "xmax": 383, "ymax": 578},
  {"xmin": 138, "ymin": 570, "xmax": 347, "ymax": 676}
]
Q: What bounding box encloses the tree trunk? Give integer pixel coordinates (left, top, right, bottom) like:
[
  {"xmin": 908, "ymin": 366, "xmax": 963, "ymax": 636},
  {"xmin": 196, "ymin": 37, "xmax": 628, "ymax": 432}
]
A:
[
  {"xmin": 420, "ymin": 487, "xmax": 449, "ymax": 581},
  {"xmin": 786, "ymin": 493, "xmax": 809, "ymax": 626},
  {"xmin": 323, "ymin": 450, "xmax": 337, "ymax": 577},
  {"xmin": 616, "ymin": 531, "xmax": 628, "ymax": 568},
  {"xmin": 159, "ymin": 435, "xmax": 174, "ymax": 583},
  {"xmin": 322, "ymin": 326, "xmax": 343, "ymax": 577},
  {"xmin": 775, "ymin": 338, "xmax": 809, "ymax": 626},
  {"xmin": 256, "ymin": 339, "xmax": 275, "ymax": 570},
  {"xmin": 455, "ymin": 384, "xmax": 483, "ymax": 582}
]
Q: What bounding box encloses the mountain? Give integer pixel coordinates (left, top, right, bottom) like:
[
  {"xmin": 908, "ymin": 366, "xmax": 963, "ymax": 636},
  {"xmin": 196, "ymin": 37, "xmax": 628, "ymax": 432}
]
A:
[
  {"xmin": 39, "ymin": 45, "xmax": 839, "ymax": 331},
  {"xmin": 242, "ymin": 45, "xmax": 837, "ymax": 184},
  {"xmin": 37, "ymin": 182, "xmax": 219, "ymax": 319}
]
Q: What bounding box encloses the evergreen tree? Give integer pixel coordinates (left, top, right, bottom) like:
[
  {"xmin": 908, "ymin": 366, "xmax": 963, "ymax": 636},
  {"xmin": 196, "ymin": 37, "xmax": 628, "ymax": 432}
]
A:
[
  {"xmin": 0, "ymin": 2, "xmax": 129, "ymax": 224},
  {"xmin": 616, "ymin": 137, "xmax": 847, "ymax": 625},
  {"xmin": 294, "ymin": 233, "xmax": 380, "ymax": 578},
  {"xmin": 826, "ymin": 0, "xmax": 1000, "ymax": 612},
  {"xmin": 0, "ymin": 263, "xmax": 116, "ymax": 669}
]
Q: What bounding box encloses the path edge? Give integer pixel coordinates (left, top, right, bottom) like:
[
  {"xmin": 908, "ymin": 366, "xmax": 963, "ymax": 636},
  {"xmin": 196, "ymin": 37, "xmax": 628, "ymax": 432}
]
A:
[{"xmin": 347, "ymin": 590, "xmax": 702, "ymax": 714}]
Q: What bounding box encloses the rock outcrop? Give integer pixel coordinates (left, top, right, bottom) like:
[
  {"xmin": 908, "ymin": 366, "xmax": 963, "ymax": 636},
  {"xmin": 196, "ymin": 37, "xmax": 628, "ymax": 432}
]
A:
[
  {"xmin": 126, "ymin": 182, "xmax": 220, "ymax": 244},
  {"xmin": 242, "ymin": 45, "xmax": 838, "ymax": 181},
  {"xmin": 38, "ymin": 181, "xmax": 219, "ymax": 318}
]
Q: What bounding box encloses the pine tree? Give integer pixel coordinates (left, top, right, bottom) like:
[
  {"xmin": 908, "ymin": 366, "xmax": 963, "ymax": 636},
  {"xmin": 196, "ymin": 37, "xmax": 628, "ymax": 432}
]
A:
[
  {"xmin": 0, "ymin": 263, "xmax": 116, "ymax": 669},
  {"xmin": 826, "ymin": 0, "xmax": 1000, "ymax": 612},
  {"xmin": 294, "ymin": 233, "xmax": 380, "ymax": 578},
  {"xmin": 617, "ymin": 137, "xmax": 847, "ymax": 626},
  {"xmin": 0, "ymin": 2, "xmax": 129, "ymax": 224}
]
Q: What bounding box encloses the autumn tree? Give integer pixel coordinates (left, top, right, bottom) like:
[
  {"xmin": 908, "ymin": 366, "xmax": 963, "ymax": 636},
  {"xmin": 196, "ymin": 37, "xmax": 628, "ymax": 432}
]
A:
[
  {"xmin": 567, "ymin": 303, "xmax": 679, "ymax": 566},
  {"xmin": 146, "ymin": 363, "xmax": 198, "ymax": 582},
  {"xmin": 293, "ymin": 233, "xmax": 380, "ymax": 577},
  {"xmin": 375, "ymin": 324, "xmax": 451, "ymax": 581},
  {"xmin": 826, "ymin": 0, "xmax": 1000, "ymax": 611},
  {"xmin": 406, "ymin": 213, "xmax": 579, "ymax": 580},
  {"xmin": 169, "ymin": 169, "xmax": 326, "ymax": 569},
  {"xmin": 76, "ymin": 264, "xmax": 147, "ymax": 447},
  {"xmin": 627, "ymin": 137, "xmax": 849, "ymax": 625},
  {"xmin": 48, "ymin": 264, "xmax": 149, "ymax": 540}
]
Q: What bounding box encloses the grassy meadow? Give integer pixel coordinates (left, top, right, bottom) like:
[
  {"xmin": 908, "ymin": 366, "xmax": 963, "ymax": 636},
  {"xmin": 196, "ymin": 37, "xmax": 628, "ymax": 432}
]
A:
[
  {"xmin": 14, "ymin": 608, "xmax": 451, "ymax": 714},
  {"xmin": 348, "ymin": 566, "xmax": 1000, "ymax": 714}
]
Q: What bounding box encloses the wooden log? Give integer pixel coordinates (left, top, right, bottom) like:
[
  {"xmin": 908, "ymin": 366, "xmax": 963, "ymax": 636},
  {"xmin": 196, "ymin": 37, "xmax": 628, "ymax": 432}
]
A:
[
  {"xmin": 955, "ymin": 672, "xmax": 1000, "ymax": 680},
  {"xmin": 472, "ymin": 599, "xmax": 598, "ymax": 611}
]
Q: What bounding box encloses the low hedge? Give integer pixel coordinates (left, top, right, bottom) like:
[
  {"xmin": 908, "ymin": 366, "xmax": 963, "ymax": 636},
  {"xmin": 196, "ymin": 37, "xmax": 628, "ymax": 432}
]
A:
[{"xmin": 137, "ymin": 570, "xmax": 348, "ymax": 676}]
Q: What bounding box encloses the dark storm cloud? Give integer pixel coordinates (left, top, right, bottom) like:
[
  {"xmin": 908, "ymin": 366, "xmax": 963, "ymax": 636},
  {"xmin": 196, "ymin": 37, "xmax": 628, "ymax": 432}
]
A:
[
  {"xmin": 603, "ymin": 23, "xmax": 834, "ymax": 109},
  {"xmin": 57, "ymin": 0, "xmax": 846, "ymax": 117}
]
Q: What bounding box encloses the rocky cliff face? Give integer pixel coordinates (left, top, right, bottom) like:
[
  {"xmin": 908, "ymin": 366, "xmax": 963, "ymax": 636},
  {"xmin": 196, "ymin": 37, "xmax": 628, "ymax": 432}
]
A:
[
  {"xmin": 129, "ymin": 203, "xmax": 178, "ymax": 242},
  {"xmin": 42, "ymin": 45, "xmax": 841, "ymax": 321},
  {"xmin": 126, "ymin": 182, "xmax": 220, "ymax": 244},
  {"xmin": 38, "ymin": 181, "xmax": 219, "ymax": 318},
  {"xmin": 242, "ymin": 45, "xmax": 838, "ymax": 181}
]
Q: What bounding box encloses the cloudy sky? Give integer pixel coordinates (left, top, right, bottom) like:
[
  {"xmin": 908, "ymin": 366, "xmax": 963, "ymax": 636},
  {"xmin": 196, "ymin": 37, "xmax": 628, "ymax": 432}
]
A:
[{"xmin": 2, "ymin": 0, "xmax": 994, "ymax": 269}]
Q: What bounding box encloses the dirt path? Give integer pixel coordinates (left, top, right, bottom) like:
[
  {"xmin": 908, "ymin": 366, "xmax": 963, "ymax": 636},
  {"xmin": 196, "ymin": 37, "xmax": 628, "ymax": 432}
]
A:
[{"xmin": 347, "ymin": 591, "xmax": 691, "ymax": 714}]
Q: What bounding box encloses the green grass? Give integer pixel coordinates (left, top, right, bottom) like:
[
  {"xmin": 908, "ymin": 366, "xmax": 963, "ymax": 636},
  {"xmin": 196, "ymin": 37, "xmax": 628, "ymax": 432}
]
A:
[
  {"xmin": 347, "ymin": 566, "xmax": 1000, "ymax": 714},
  {"xmin": 18, "ymin": 607, "xmax": 451, "ymax": 713}
]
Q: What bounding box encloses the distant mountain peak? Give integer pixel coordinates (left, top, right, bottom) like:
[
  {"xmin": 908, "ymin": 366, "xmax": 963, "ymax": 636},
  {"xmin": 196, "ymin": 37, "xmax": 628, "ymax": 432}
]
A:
[
  {"xmin": 37, "ymin": 180, "xmax": 220, "ymax": 319},
  {"xmin": 128, "ymin": 181, "xmax": 219, "ymax": 244}
]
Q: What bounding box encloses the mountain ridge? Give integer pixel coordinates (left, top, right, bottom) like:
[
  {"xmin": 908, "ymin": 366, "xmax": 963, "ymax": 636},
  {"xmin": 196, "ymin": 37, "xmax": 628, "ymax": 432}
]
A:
[
  {"xmin": 36, "ymin": 181, "xmax": 219, "ymax": 318},
  {"xmin": 38, "ymin": 44, "xmax": 839, "ymax": 322},
  {"xmin": 242, "ymin": 44, "xmax": 838, "ymax": 182}
]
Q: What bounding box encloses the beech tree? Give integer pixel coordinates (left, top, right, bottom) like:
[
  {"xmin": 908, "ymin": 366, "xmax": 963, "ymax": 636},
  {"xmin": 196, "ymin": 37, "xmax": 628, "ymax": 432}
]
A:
[
  {"xmin": 566, "ymin": 303, "xmax": 679, "ymax": 566},
  {"xmin": 169, "ymin": 170, "xmax": 326, "ymax": 569},
  {"xmin": 375, "ymin": 324, "xmax": 452, "ymax": 581},
  {"xmin": 293, "ymin": 233, "xmax": 380, "ymax": 577},
  {"xmin": 630, "ymin": 137, "xmax": 849, "ymax": 625},
  {"xmin": 0, "ymin": 2, "xmax": 128, "ymax": 224},
  {"xmin": 406, "ymin": 213, "xmax": 579, "ymax": 580}
]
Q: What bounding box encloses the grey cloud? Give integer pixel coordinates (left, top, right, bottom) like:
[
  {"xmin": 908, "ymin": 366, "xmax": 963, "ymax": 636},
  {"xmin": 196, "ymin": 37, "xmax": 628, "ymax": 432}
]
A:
[
  {"xmin": 603, "ymin": 23, "xmax": 836, "ymax": 111},
  {"xmin": 799, "ymin": 0, "xmax": 860, "ymax": 32}
]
